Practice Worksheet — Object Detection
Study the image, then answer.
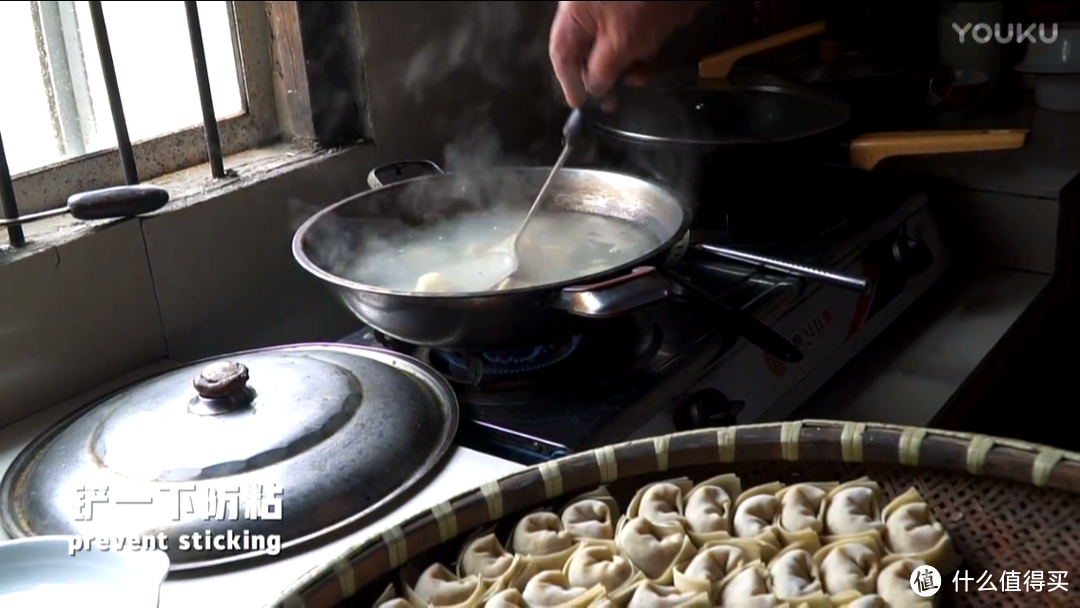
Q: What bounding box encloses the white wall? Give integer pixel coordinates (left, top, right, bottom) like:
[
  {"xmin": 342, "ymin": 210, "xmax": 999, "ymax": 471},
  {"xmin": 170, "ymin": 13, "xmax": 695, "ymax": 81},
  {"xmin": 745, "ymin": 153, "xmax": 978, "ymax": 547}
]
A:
[{"xmin": 0, "ymin": 1, "xmax": 562, "ymax": 428}]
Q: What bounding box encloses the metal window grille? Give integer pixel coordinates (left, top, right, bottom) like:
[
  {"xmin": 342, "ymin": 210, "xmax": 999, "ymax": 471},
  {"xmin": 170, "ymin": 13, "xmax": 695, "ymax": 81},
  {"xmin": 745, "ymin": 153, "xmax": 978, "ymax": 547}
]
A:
[{"xmin": 0, "ymin": 0, "xmax": 231, "ymax": 248}]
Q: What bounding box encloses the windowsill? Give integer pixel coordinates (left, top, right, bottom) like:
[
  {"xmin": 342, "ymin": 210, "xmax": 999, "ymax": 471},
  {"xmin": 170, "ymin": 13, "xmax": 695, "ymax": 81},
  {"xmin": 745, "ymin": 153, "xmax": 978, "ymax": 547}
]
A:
[{"xmin": 0, "ymin": 141, "xmax": 348, "ymax": 267}]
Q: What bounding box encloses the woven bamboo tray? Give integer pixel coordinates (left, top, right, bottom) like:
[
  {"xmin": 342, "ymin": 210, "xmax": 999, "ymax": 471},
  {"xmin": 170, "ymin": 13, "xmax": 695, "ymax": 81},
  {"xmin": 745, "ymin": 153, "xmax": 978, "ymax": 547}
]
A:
[{"xmin": 269, "ymin": 420, "xmax": 1080, "ymax": 607}]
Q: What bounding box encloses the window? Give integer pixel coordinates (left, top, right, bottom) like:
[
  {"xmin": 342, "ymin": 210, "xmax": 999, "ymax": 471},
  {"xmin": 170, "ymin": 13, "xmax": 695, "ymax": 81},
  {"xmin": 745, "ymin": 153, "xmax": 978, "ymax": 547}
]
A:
[{"xmin": 0, "ymin": 0, "xmax": 278, "ymax": 219}]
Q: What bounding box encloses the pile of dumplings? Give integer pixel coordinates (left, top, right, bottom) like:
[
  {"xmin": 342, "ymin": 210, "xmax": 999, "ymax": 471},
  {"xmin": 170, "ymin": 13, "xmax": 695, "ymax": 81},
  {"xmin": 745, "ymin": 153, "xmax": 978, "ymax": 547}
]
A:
[{"xmin": 375, "ymin": 475, "xmax": 962, "ymax": 607}]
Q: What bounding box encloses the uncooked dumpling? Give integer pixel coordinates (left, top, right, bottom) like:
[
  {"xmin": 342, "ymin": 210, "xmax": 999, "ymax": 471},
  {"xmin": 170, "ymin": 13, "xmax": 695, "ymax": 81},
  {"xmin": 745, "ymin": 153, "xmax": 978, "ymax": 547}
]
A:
[
  {"xmin": 614, "ymin": 516, "xmax": 696, "ymax": 582},
  {"xmin": 880, "ymin": 488, "xmax": 961, "ymax": 573},
  {"xmin": 842, "ymin": 595, "xmax": 884, "ymax": 607},
  {"xmin": 626, "ymin": 582, "xmax": 711, "ymax": 607},
  {"xmin": 768, "ymin": 547, "xmax": 830, "ymax": 606},
  {"xmin": 774, "ymin": 482, "xmax": 836, "ymax": 547},
  {"xmin": 508, "ymin": 511, "xmax": 577, "ymax": 571},
  {"xmin": 456, "ymin": 528, "xmax": 515, "ymax": 580},
  {"xmin": 823, "ymin": 478, "xmax": 886, "ymax": 539},
  {"xmin": 682, "ymin": 474, "xmax": 742, "ymax": 544},
  {"xmin": 485, "ymin": 588, "xmax": 525, "ymax": 607},
  {"xmin": 731, "ymin": 482, "xmax": 784, "ymax": 546},
  {"xmin": 672, "ymin": 539, "xmax": 769, "ymax": 595},
  {"xmin": 563, "ymin": 540, "xmax": 639, "ymax": 593},
  {"xmin": 521, "ymin": 571, "xmax": 606, "ymax": 607},
  {"xmin": 717, "ymin": 561, "xmax": 784, "ymax": 607},
  {"xmin": 403, "ymin": 563, "xmax": 487, "ymax": 607},
  {"xmin": 813, "ymin": 535, "xmax": 883, "ymax": 599},
  {"xmin": 561, "ymin": 487, "xmax": 620, "ymax": 541},
  {"xmin": 626, "ymin": 478, "xmax": 692, "ymax": 526},
  {"xmin": 414, "ymin": 271, "xmax": 455, "ymax": 292},
  {"xmin": 877, "ymin": 558, "xmax": 935, "ymax": 607}
]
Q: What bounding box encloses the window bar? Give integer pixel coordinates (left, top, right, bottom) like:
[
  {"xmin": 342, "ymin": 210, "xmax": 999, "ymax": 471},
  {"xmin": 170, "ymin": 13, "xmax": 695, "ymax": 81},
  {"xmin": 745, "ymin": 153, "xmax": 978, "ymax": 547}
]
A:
[
  {"xmin": 184, "ymin": 0, "xmax": 226, "ymax": 178},
  {"xmin": 0, "ymin": 132, "xmax": 27, "ymax": 247},
  {"xmin": 87, "ymin": 1, "xmax": 138, "ymax": 185}
]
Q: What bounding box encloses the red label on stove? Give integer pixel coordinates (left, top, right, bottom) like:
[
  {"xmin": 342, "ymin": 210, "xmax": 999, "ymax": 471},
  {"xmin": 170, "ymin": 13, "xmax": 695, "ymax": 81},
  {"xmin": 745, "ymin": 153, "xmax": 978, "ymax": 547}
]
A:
[{"xmin": 791, "ymin": 310, "xmax": 834, "ymax": 350}]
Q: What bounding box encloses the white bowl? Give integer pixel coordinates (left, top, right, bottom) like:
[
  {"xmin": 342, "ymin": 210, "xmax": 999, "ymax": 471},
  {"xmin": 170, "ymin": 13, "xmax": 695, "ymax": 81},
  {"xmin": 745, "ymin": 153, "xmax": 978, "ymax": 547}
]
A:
[
  {"xmin": 0, "ymin": 536, "xmax": 169, "ymax": 607},
  {"xmin": 1016, "ymin": 22, "xmax": 1080, "ymax": 74},
  {"xmin": 1035, "ymin": 74, "xmax": 1080, "ymax": 112}
]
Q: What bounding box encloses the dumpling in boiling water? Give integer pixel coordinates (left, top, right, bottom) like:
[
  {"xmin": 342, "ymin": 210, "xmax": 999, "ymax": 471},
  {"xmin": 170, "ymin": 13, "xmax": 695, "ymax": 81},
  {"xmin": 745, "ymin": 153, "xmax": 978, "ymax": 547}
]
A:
[
  {"xmin": 562, "ymin": 540, "xmax": 639, "ymax": 593},
  {"xmin": 880, "ymin": 488, "xmax": 961, "ymax": 573},
  {"xmin": 731, "ymin": 482, "xmax": 785, "ymax": 546},
  {"xmin": 823, "ymin": 478, "xmax": 886, "ymax": 539},
  {"xmin": 682, "ymin": 474, "xmax": 743, "ymax": 545},
  {"xmin": 812, "ymin": 534, "xmax": 884, "ymax": 600},
  {"xmin": 402, "ymin": 563, "xmax": 487, "ymax": 607},
  {"xmin": 414, "ymin": 271, "xmax": 456, "ymax": 293},
  {"xmin": 456, "ymin": 527, "xmax": 515, "ymax": 580},
  {"xmin": 877, "ymin": 558, "xmax": 936, "ymax": 607},
  {"xmin": 508, "ymin": 511, "xmax": 577, "ymax": 571},
  {"xmin": 626, "ymin": 478, "xmax": 693, "ymax": 526},
  {"xmin": 767, "ymin": 547, "xmax": 830, "ymax": 607},
  {"xmin": 615, "ymin": 516, "xmax": 697, "ymax": 582},
  {"xmin": 626, "ymin": 582, "xmax": 711, "ymax": 607},
  {"xmin": 717, "ymin": 561, "xmax": 784, "ymax": 607},
  {"xmin": 672, "ymin": 538, "xmax": 774, "ymax": 595},
  {"xmin": 560, "ymin": 487, "xmax": 620, "ymax": 541},
  {"xmin": 773, "ymin": 482, "xmax": 837, "ymax": 548},
  {"xmin": 521, "ymin": 571, "xmax": 606, "ymax": 607}
]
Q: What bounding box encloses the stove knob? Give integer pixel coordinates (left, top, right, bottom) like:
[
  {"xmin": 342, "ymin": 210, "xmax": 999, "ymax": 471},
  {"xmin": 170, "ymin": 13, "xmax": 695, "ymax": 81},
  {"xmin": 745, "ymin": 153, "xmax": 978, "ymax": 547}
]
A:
[
  {"xmin": 891, "ymin": 237, "xmax": 933, "ymax": 277},
  {"xmin": 680, "ymin": 389, "xmax": 745, "ymax": 430}
]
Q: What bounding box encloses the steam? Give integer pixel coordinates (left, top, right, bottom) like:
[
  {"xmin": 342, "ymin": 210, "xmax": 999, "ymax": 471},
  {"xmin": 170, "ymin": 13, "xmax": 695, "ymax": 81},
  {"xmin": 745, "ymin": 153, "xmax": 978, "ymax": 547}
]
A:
[{"xmin": 402, "ymin": 1, "xmax": 549, "ymax": 102}]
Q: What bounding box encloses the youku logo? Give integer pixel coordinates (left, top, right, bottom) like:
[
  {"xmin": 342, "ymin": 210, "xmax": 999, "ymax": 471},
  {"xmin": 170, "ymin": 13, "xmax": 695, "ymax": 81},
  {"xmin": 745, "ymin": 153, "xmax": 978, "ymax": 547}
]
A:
[{"xmin": 952, "ymin": 22, "xmax": 1059, "ymax": 44}]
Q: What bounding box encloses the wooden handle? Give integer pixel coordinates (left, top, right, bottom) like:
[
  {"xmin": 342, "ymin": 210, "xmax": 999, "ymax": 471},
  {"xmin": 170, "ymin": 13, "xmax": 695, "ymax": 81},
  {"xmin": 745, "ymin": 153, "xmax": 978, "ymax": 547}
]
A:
[
  {"xmin": 848, "ymin": 129, "xmax": 1030, "ymax": 171},
  {"xmin": 699, "ymin": 20, "xmax": 827, "ymax": 79}
]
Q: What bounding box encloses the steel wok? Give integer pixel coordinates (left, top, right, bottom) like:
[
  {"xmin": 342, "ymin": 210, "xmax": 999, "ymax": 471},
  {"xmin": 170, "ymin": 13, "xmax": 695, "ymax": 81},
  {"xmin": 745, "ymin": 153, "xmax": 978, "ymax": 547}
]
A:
[{"xmin": 292, "ymin": 162, "xmax": 693, "ymax": 352}]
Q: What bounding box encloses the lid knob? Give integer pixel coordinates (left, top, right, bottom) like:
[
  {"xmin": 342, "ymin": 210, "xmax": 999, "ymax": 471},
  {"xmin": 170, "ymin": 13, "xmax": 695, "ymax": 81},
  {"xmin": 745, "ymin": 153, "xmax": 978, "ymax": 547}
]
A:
[{"xmin": 193, "ymin": 361, "xmax": 250, "ymax": 399}]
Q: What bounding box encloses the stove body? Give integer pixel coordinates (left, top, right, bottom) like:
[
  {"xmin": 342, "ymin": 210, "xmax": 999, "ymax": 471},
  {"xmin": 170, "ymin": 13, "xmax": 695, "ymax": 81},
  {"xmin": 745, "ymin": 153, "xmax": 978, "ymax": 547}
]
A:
[{"xmin": 341, "ymin": 187, "xmax": 950, "ymax": 465}]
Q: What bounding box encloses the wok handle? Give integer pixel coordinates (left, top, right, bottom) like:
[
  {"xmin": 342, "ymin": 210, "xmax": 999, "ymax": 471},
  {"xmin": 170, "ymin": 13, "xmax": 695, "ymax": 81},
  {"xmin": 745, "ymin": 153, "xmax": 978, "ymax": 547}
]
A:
[
  {"xmin": 553, "ymin": 266, "xmax": 671, "ymax": 318},
  {"xmin": 847, "ymin": 129, "xmax": 1029, "ymax": 171},
  {"xmin": 699, "ymin": 20, "xmax": 827, "ymax": 79},
  {"xmin": 668, "ymin": 270, "xmax": 804, "ymax": 363},
  {"xmin": 367, "ymin": 160, "xmax": 445, "ymax": 190},
  {"xmin": 0, "ymin": 185, "xmax": 170, "ymax": 228},
  {"xmin": 694, "ymin": 244, "xmax": 871, "ymax": 293}
]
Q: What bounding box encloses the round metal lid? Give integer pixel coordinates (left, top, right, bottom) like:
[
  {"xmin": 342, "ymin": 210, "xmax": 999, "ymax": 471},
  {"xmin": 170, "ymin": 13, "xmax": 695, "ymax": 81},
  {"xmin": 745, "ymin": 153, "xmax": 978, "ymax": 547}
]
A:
[
  {"xmin": 0, "ymin": 344, "xmax": 458, "ymax": 570},
  {"xmin": 587, "ymin": 71, "xmax": 852, "ymax": 146}
]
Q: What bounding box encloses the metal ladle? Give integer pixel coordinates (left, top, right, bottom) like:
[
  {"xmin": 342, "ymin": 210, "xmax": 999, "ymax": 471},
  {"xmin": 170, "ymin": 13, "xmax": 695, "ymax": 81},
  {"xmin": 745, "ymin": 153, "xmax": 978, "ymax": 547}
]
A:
[{"xmin": 487, "ymin": 108, "xmax": 587, "ymax": 290}]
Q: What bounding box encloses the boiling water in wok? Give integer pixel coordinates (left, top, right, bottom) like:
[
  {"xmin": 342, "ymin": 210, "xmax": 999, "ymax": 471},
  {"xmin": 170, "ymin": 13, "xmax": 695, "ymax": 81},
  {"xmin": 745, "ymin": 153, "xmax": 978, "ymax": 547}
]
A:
[{"xmin": 346, "ymin": 209, "xmax": 661, "ymax": 293}]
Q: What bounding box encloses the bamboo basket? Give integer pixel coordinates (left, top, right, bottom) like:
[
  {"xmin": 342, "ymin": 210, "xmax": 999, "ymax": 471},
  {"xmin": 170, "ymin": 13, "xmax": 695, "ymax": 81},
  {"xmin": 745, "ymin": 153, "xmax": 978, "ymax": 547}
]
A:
[{"xmin": 268, "ymin": 420, "xmax": 1080, "ymax": 607}]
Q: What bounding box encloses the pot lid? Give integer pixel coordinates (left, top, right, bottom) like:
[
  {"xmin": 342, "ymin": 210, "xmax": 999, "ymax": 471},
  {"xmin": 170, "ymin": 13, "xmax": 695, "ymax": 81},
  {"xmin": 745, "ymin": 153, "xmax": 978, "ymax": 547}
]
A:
[
  {"xmin": 0, "ymin": 344, "xmax": 458, "ymax": 570},
  {"xmin": 587, "ymin": 70, "xmax": 851, "ymax": 146}
]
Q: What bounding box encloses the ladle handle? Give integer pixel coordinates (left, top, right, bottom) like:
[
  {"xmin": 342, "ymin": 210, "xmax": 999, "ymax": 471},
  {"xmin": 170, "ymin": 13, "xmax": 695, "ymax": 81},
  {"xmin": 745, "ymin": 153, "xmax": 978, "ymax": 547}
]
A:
[
  {"xmin": 367, "ymin": 160, "xmax": 445, "ymax": 190},
  {"xmin": 698, "ymin": 19, "xmax": 827, "ymax": 79},
  {"xmin": 668, "ymin": 270, "xmax": 803, "ymax": 363}
]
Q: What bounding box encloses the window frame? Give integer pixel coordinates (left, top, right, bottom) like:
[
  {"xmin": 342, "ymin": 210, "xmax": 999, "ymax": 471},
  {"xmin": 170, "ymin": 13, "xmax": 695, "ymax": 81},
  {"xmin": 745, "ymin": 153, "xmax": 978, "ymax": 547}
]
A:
[{"xmin": 10, "ymin": 0, "xmax": 279, "ymax": 216}]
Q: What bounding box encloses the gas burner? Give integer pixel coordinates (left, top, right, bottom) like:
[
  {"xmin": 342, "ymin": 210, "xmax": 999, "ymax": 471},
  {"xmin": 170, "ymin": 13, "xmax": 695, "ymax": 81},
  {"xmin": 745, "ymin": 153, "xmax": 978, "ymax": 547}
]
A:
[
  {"xmin": 432, "ymin": 335, "xmax": 583, "ymax": 379},
  {"xmin": 376, "ymin": 314, "xmax": 663, "ymax": 406}
]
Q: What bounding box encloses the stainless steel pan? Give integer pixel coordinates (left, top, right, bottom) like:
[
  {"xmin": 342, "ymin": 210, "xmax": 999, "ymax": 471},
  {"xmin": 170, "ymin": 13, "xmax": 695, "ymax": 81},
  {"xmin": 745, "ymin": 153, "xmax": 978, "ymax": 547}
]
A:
[{"xmin": 292, "ymin": 161, "xmax": 867, "ymax": 357}]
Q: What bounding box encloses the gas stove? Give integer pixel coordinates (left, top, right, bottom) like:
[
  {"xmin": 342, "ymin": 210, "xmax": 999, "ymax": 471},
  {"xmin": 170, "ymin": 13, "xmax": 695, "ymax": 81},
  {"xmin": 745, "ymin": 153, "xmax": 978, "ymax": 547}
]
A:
[{"xmin": 341, "ymin": 191, "xmax": 950, "ymax": 465}]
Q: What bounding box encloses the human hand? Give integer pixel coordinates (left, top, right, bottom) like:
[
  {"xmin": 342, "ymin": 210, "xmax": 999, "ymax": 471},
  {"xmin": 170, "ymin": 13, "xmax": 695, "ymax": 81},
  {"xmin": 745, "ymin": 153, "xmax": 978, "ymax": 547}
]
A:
[{"xmin": 549, "ymin": 1, "xmax": 711, "ymax": 108}]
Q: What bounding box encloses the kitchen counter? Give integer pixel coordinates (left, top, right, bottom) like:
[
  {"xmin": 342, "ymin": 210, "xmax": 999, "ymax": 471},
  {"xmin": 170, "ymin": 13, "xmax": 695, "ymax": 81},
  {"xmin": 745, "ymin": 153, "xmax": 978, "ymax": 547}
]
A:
[
  {"xmin": 880, "ymin": 101, "xmax": 1080, "ymax": 200},
  {"xmin": 0, "ymin": 360, "xmax": 525, "ymax": 607}
]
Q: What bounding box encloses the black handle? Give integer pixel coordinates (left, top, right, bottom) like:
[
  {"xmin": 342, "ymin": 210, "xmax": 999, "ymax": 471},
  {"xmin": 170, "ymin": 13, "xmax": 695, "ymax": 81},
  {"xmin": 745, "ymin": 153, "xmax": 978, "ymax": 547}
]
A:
[
  {"xmin": 67, "ymin": 185, "xmax": 170, "ymax": 220},
  {"xmin": 668, "ymin": 270, "xmax": 804, "ymax": 363},
  {"xmin": 367, "ymin": 160, "xmax": 444, "ymax": 190}
]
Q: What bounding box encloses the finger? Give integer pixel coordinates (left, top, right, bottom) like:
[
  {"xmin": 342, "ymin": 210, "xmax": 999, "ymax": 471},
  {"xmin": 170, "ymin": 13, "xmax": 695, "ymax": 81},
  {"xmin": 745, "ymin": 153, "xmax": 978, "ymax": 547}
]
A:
[
  {"xmin": 584, "ymin": 35, "xmax": 637, "ymax": 100},
  {"xmin": 549, "ymin": 9, "xmax": 591, "ymax": 107}
]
